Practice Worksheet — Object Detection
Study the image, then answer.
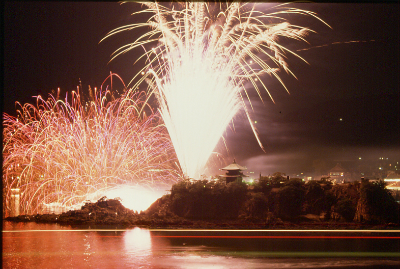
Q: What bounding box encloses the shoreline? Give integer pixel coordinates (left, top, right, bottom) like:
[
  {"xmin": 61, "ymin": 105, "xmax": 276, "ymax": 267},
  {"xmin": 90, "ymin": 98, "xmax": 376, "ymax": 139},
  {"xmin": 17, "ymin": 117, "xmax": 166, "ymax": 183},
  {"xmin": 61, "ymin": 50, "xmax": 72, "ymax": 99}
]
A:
[
  {"xmin": 5, "ymin": 196, "xmax": 398, "ymax": 231},
  {"xmin": 4, "ymin": 214, "xmax": 399, "ymax": 230}
]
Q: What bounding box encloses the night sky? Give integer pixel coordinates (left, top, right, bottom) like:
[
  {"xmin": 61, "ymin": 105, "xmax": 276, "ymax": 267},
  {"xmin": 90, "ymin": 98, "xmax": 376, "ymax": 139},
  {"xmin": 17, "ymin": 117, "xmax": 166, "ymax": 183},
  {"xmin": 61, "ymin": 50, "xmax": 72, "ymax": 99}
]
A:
[{"xmin": 3, "ymin": 2, "xmax": 400, "ymax": 176}]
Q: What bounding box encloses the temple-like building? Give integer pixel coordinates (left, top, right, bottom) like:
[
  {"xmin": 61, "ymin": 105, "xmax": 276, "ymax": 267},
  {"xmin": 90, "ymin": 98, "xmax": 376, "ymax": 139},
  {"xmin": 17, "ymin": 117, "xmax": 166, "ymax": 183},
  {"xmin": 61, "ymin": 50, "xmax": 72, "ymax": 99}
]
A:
[
  {"xmin": 220, "ymin": 159, "xmax": 247, "ymax": 184},
  {"xmin": 329, "ymin": 163, "xmax": 352, "ymax": 183}
]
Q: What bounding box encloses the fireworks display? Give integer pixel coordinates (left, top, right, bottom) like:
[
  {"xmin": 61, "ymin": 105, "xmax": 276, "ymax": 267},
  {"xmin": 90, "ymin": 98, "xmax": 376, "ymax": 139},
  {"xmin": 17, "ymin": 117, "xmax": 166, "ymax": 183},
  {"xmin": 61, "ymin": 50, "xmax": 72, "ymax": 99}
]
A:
[
  {"xmin": 3, "ymin": 2, "xmax": 328, "ymax": 216},
  {"xmin": 2, "ymin": 74, "xmax": 179, "ymax": 216},
  {"xmin": 103, "ymin": 2, "xmax": 328, "ymax": 179}
]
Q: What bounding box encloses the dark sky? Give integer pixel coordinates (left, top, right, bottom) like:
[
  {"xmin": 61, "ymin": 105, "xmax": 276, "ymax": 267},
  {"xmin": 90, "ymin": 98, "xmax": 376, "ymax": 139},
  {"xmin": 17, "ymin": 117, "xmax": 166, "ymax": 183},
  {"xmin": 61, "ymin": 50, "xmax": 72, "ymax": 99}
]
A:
[{"xmin": 3, "ymin": 2, "xmax": 400, "ymax": 176}]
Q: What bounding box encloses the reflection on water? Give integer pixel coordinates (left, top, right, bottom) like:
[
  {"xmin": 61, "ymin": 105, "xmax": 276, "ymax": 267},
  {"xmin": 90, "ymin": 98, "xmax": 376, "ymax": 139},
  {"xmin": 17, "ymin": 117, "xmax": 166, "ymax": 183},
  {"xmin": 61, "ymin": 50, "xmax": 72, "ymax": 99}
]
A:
[
  {"xmin": 124, "ymin": 227, "xmax": 152, "ymax": 267},
  {"xmin": 3, "ymin": 222, "xmax": 400, "ymax": 269},
  {"xmin": 124, "ymin": 228, "xmax": 152, "ymax": 255}
]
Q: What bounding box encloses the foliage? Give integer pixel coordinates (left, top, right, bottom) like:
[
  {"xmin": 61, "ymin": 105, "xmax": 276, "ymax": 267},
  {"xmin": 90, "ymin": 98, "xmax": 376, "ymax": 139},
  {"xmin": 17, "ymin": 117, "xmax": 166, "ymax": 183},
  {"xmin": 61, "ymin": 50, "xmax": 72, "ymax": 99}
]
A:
[
  {"xmin": 253, "ymin": 177, "xmax": 273, "ymax": 195},
  {"xmin": 335, "ymin": 198, "xmax": 356, "ymax": 222},
  {"xmin": 169, "ymin": 179, "xmax": 247, "ymax": 219},
  {"xmin": 271, "ymin": 172, "xmax": 288, "ymax": 187},
  {"xmin": 274, "ymin": 179, "xmax": 305, "ymax": 220},
  {"xmin": 355, "ymin": 180, "xmax": 399, "ymax": 224},
  {"xmin": 159, "ymin": 175, "xmax": 399, "ymax": 224},
  {"xmin": 330, "ymin": 182, "xmax": 360, "ymax": 203},
  {"xmin": 243, "ymin": 192, "xmax": 268, "ymax": 219},
  {"xmin": 304, "ymin": 180, "xmax": 326, "ymax": 215},
  {"xmin": 328, "ymin": 182, "xmax": 359, "ymax": 221}
]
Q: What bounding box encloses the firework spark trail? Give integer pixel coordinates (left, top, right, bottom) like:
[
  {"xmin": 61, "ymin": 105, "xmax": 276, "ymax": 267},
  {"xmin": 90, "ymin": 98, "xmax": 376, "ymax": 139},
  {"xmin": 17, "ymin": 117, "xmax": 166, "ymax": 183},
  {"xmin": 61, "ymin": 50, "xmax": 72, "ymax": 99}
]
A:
[
  {"xmin": 103, "ymin": 2, "xmax": 329, "ymax": 179},
  {"xmin": 295, "ymin": 40, "xmax": 376, "ymax": 52},
  {"xmin": 2, "ymin": 74, "xmax": 179, "ymax": 216}
]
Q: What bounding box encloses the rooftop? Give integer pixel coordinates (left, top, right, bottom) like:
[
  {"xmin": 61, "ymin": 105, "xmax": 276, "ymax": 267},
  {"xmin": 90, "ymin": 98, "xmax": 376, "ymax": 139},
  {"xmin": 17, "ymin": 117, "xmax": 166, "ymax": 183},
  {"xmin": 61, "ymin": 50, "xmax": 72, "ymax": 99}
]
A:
[{"xmin": 221, "ymin": 159, "xmax": 247, "ymax": 171}]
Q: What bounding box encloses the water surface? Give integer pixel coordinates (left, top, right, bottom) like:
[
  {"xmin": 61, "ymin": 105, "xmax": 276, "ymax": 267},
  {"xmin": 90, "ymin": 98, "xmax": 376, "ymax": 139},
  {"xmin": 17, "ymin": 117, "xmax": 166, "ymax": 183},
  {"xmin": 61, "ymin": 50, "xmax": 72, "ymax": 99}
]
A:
[{"xmin": 3, "ymin": 222, "xmax": 400, "ymax": 268}]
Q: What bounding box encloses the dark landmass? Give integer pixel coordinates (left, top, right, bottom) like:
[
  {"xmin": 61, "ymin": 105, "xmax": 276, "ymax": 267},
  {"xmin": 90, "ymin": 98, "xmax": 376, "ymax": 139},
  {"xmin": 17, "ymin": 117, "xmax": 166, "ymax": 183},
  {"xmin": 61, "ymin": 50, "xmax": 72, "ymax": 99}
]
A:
[
  {"xmin": 4, "ymin": 196, "xmax": 399, "ymax": 230},
  {"xmin": 5, "ymin": 177, "xmax": 400, "ymax": 229},
  {"xmin": 4, "ymin": 215, "xmax": 398, "ymax": 230}
]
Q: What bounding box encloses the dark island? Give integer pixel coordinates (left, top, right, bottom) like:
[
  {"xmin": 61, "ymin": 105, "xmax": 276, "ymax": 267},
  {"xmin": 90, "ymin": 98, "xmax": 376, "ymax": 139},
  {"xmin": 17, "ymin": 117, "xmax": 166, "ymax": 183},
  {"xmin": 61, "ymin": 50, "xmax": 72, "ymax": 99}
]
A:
[{"xmin": 4, "ymin": 177, "xmax": 400, "ymax": 229}]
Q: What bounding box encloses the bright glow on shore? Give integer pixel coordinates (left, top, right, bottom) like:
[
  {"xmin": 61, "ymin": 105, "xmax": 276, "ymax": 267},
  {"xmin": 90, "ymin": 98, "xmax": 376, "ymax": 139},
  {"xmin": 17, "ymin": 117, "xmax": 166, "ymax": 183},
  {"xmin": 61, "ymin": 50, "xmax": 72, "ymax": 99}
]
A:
[{"xmin": 102, "ymin": 185, "xmax": 166, "ymax": 212}]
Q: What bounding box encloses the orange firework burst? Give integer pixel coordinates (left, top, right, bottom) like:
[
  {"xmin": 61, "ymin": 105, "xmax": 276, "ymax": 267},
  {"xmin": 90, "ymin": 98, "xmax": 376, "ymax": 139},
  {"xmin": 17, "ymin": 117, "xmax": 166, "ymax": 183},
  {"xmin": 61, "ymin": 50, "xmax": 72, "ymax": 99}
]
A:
[{"xmin": 2, "ymin": 74, "xmax": 179, "ymax": 216}]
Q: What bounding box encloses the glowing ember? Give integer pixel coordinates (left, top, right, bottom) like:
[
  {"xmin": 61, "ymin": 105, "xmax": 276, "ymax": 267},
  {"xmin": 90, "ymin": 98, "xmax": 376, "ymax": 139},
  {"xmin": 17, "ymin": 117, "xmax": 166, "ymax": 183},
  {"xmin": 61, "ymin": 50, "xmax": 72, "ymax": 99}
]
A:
[
  {"xmin": 103, "ymin": 2, "xmax": 328, "ymax": 179},
  {"xmin": 2, "ymin": 74, "xmax": 179, "ymax": 216}
]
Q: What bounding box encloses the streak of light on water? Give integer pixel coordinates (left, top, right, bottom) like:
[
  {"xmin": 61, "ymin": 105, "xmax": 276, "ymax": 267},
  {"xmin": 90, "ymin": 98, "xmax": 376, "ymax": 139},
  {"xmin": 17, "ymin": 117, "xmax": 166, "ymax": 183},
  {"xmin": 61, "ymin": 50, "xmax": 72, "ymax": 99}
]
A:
[{"xmin": 4, "ymin": 229, "xmax": 400, "ymax": 233}]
